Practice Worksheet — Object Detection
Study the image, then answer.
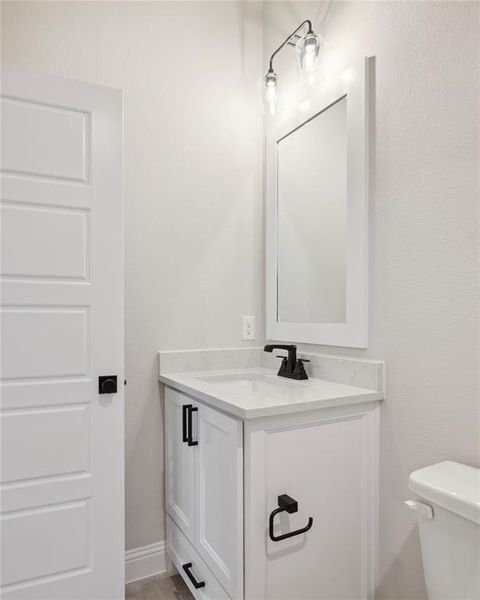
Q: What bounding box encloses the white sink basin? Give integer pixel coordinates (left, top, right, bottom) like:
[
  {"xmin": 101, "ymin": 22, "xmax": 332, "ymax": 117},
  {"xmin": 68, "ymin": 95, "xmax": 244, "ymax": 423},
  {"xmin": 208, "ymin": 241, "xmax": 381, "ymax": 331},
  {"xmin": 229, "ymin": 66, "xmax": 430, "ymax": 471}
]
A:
[{"xmin": 195, "ymin": 372, "xmax": 282, "ymax": 393}]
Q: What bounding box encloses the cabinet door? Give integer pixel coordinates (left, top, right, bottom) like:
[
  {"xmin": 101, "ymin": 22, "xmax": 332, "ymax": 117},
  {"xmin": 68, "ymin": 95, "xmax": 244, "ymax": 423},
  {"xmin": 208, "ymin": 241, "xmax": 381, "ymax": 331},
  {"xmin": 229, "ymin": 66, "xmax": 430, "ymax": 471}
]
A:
[
  {"xmin": 195, "ymin": 404, "xmax": 243, "ymax": 600},
  {"xmin": 245, "ymin": 406, "xmax": 378, "ymax": 600},
  {"xmin": 165, "ymin": 388, "xmax": 196, "ymax": 544}
]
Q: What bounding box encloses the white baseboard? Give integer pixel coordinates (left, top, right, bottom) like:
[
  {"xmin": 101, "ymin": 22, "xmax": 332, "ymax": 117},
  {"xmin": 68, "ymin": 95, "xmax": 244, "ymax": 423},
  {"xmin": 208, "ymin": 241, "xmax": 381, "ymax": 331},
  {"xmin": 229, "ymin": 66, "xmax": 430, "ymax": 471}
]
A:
[{"xmin": 125, "ymin": 541, "xmax": 166, "ymax": 584}]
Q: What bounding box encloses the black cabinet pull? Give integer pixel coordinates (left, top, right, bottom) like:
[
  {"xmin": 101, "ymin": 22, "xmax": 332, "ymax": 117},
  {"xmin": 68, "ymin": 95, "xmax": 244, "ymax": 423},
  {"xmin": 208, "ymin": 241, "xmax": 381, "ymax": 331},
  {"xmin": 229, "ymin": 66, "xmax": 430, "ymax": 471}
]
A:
[
  {"xmin": 269, "ymin": 494, "xmax": 313, "ymax": 542},
  {"xmin": 182, "ymin": 562, "xmax": 205, "ymax": 589},
  {"xmin": 187, "ymin": 406, "xmax": 198, "ymax": 446},
  {"xmin": 182, "ymin": 404, "xmax": 190, "ymax": 443}
]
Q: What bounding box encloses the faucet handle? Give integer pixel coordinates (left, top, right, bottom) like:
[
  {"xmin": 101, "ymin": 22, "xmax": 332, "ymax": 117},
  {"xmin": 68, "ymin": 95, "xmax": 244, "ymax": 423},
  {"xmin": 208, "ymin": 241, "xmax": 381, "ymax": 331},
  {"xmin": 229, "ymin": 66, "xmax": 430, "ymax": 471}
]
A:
[
  {"xmin": 277, "ymin": 356, "xmax": 288, "ymax": 375},
  {"xmin": 293, "ymin": 359, "xmax": 309, "ymax": 380}
]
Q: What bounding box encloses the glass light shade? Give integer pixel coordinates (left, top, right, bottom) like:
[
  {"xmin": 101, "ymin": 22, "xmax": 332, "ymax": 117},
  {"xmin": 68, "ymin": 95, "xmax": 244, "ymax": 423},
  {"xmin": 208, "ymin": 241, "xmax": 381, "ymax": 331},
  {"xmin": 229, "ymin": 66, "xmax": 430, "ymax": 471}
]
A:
[
  {"xmin": 295, "ymin": 33, "xmax": 322, "ymax": 84},
  {"xmin": 264, "ymin": 71, "xmax": 279, "ymax": 115}
]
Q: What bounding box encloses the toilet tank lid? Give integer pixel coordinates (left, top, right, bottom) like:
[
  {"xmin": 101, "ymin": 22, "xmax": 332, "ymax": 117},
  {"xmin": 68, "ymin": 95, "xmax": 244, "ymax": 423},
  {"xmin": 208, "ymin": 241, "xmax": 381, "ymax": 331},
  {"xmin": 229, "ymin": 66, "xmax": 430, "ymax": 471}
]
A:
[{"xmin": 409, "ymin": 461, "xmax": 480, "ymax": 524}]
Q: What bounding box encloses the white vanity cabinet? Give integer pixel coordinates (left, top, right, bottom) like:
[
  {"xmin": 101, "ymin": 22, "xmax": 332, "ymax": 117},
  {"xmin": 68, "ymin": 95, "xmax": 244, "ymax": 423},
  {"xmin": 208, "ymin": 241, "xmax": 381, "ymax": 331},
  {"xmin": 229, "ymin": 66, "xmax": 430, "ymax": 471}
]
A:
[{"xmin": 165, "ymin": 383, "xmax": 379, "ymax": 600}]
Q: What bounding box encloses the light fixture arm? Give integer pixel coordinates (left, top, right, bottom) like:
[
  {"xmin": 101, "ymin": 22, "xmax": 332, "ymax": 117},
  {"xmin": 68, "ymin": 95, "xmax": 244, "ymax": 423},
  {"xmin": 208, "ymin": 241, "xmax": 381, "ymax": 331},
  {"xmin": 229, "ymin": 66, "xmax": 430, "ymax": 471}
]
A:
[{"xmin": 267, "ymin": 19, "xmax": 314, "ymax": 74}]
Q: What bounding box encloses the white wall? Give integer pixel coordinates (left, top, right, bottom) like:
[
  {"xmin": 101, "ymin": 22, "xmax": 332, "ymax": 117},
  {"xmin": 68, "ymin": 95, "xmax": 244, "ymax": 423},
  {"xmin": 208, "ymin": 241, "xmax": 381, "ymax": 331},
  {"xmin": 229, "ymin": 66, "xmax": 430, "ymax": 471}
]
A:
[
  {"xmin": 264, "ymin": 1, "xmax": 479, "ymax": 598},
  {"xmin": 1, "ymin": 0, "xmax": 264, "ymax": 551}
]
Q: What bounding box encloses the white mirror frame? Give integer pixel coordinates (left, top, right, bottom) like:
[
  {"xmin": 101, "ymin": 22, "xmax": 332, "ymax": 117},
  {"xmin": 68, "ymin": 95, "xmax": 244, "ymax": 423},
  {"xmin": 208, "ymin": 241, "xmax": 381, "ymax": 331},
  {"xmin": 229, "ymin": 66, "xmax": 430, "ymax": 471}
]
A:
[{"xmin": 266, "ymin": 56, "xmax": 373, "ymax": 348}]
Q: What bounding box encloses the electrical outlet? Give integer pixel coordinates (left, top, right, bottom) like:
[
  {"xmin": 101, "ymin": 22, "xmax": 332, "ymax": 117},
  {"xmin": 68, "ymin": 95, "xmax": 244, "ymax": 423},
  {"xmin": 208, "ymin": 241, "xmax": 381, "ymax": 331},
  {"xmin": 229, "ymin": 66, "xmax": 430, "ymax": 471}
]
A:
[{"xmin": 242, "ymin": 315, "xmax": 256, "ymax": 341}]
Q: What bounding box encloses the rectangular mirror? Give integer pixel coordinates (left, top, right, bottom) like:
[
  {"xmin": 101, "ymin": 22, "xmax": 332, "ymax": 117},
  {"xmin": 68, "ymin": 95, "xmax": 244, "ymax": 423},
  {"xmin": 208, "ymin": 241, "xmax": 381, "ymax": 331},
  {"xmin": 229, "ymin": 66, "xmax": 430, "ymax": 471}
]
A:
[
  {"xmin": 266, "ymin": 57, "xmax": 373, "ymax": 347},
  {"xmin": 277, "ymin": 96, "xmax": 347, "ymax": 324}
]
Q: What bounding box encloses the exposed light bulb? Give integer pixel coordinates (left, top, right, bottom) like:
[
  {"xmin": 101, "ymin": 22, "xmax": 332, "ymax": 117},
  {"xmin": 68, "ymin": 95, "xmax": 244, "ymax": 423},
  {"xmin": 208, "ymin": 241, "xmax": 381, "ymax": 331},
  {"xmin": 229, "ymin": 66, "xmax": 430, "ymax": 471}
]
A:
[
  {"xmin": 295, "ymin": 32, "xmax": 322, "ymax": 84},
  {"xmin": 302, "ymin": 38, "xmax": 318, "ymax": 71},
  {"xmin": 264, "ymin": 70, "xmax": 279, "ymax": 115}
]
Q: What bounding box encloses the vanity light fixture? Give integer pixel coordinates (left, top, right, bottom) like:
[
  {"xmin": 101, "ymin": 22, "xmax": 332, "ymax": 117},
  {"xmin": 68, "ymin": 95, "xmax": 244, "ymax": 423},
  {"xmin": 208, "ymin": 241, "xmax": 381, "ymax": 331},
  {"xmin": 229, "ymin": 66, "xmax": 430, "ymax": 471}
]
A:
[{"xmin": 264, "ymin": 19, "xmax": 322, "ymax": 114}]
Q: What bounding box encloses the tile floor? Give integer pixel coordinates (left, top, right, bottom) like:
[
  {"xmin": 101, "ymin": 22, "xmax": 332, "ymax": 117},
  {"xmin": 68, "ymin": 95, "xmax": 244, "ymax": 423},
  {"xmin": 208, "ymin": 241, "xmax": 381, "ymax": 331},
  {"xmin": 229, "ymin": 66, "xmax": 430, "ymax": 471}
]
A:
[{"xmin": 126, "ymin": 574, "xmax": 194, "ymax": 600}]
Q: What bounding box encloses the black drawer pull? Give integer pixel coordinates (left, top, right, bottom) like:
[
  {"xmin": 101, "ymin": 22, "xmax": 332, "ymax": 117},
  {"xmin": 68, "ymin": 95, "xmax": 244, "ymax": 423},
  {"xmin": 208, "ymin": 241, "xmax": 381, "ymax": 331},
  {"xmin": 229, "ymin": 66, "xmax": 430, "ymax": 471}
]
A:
[
  {"xmin": 187, "ymin": 406, "xmax": 198, "ymax": 446},
  {"xmin": 182, "ymin": 562, "xmax": 205, "ymax": 589},
  {"xmin": 269, "ymin": 494, "xmax": 313, "ymax": 542},
  {"xmin": 182, "ymin": 404, "xmax": 190, "ymax": 443}
]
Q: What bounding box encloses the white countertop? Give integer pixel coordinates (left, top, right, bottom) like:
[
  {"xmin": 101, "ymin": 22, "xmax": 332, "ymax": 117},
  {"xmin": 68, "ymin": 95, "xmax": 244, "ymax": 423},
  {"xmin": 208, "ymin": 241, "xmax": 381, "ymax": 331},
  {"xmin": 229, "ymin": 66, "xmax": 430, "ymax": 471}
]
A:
[{"xmin": 158, "ymin": 367, "xmax": 383, "ymax": 419}]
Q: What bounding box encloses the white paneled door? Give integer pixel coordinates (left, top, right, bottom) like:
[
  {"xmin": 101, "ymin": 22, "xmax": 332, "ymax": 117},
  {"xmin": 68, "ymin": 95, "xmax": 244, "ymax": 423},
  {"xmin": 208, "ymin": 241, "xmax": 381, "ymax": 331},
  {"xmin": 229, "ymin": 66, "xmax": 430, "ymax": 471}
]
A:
[{"xmin": 0, "ymin": 69, "xmax": 124, "ymax": 599}]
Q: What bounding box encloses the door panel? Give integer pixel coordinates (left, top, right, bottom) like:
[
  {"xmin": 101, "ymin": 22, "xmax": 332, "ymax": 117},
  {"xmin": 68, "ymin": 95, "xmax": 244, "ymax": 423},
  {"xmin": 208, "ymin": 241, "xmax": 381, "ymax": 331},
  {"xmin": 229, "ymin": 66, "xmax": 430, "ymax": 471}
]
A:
[
  {"xmin": 0, "ymin": 96, "xmax": 89, "ymax": 182},
  {"xmin": 1, "ymin": 201, "xmax": 89, "ymax": 279},
  {"xmin": 1, "ymin": 307, "xmax": 89, "ymax": 379},
  {"xmin": 1, "ymin": 404, "xmax": 90, "ymax": 483},
  {"xmin": 2, "ymin": 500, "xmax": 90, "ymax": 587},
  {"xmin": 0, "ymin": 68, "xmax": 123, "ymax": 600},
  {"xmin": 196, "ymin": 403, "xmax": 243, "ymax": 599},
  {"xmin": 165, "ymin": 388, "xmax": 196, "ymax": 544}
]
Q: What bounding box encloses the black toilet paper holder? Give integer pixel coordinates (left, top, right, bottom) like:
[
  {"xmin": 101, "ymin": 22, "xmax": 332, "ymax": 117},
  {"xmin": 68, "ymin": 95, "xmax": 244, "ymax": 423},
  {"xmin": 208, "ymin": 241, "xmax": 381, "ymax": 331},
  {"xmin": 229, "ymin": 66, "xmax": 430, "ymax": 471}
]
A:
[{"xmin": 269, "ymin": 494, "xmax": 313, "ymax": 542}]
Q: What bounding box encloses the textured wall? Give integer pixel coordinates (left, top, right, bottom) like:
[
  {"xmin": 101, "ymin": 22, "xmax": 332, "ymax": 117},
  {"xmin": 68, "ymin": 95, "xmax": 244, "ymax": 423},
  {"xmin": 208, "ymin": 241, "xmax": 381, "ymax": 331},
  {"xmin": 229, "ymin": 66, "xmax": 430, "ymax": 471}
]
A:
[
  {"xmin": 1, "ymin": 0, "xmax": 264, "ymax": 551},
  {"xmin": 263, "ymin": 2, "xmax": 479, "ymax": 598}
]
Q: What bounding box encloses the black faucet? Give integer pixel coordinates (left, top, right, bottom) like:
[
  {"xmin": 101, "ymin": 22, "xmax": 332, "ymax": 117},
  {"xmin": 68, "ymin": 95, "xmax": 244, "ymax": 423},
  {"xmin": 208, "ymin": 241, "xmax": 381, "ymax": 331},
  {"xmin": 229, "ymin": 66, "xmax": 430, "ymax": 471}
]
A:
[{"xmin": 264, "ymin": 344, "xmax": 309, "ymax": 380}]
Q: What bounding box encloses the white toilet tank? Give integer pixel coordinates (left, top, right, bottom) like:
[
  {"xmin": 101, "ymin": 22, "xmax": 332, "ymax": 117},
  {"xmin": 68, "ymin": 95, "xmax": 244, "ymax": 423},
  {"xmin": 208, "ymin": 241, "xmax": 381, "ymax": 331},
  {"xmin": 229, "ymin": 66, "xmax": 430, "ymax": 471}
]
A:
[{"xmin": 407, "ymin": 461, "xmax": 480, "ymax": 600}]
